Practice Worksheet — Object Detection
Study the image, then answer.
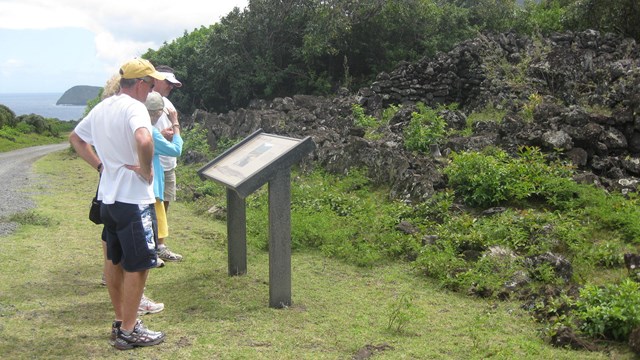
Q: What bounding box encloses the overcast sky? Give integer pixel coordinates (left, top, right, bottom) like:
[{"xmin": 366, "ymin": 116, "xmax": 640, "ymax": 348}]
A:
[{"xmin": 0, "ymin": 0, "xmax": 248, "ymax": 93}]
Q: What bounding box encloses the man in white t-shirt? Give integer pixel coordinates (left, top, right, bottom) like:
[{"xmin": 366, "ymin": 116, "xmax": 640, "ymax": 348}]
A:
[
  {"xmin": 69, "ymin": 58, "xmax": 166, "ymax": 350},
  {"xmin": 152, "ymin": 65, "xmax": 184, "ymax": 262}
]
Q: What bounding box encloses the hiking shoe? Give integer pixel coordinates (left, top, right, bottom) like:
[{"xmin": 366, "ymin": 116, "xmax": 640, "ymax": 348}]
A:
[
  {"xmin": 158, "ymin": 246, "xmax": 183, "ymax": 261},
  {"xmin": 110, "ymin": 320, "xmax": 122, "ymax": 345},
  {"xmin": 113, "ymin": 319, "xmax": 165, "ymax": 350},
  {"xmin": 138, "ymin": 294, "xmax": 165, "ymax": 315}
]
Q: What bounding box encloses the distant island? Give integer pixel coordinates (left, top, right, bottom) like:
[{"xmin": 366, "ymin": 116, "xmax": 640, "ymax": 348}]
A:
[{"xmin": 56, "ymin": 85, "xmax": 101, "ymax": 106}]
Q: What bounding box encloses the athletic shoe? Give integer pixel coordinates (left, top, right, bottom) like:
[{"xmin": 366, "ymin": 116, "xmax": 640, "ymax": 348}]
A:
[
  {"xmin": 155, "ymin": 257, "xmax": 165, "ymax": 268},
  {"xmin": 113, "ymin": 319, "xmax": 165, "ymax": 350},
  {"xmin": 138, "ymin": 294, "xmax": 165, "ymax": 315},
  {"xmin": 158, "ymin": 246, "xmax": 183, "ymax": 261},
  {"xmin": 110, "ymin": 320, "xmax": 122, "ymax": 345},
  {"xmin": 101, "ymin": 273, "xmax": 106, "ymax": 286}
]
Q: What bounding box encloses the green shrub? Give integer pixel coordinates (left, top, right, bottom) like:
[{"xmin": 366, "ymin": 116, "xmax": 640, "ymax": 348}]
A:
[
  {"xmin": 576, "ymin": 279, "xmax": 640, "ymax": 341},
  {"xmin": 351, "ymin": 104, "xmax": 386, "ymax": 140},
  {"xmin": 0, "ymin": 104, "xmax": 15, "ymax": 128},
  {"xmin": 403, "ymin": 102, "xmax": 448, "ymax": 153},
  {"xmin": 414, "ymin": 200, "xmax": 608, "ymax": 296},
  {"xmin": 19, "ymin": 114, "xmax": 51, "ymax": 134},
  {"xmin": 513, "ymin": 0, "xmax": 566, "ymax": 35},
  {"xmin": 444, "ymin": 146, "xmax": 575, "ymax": 208},
  {"xmin": 15, "ymin": 122, "xmax": 35, "ymax": 134},
  {"xmin": 351, "ymin": 103, "xmax": 377, "ymax": 128},
  {"xmin": 472, "ymin": 210, "xmax": 544, "ymax": 255},
  {"xmin": 444, "ymin": 148, "xmax": 511, "ymax": 206},
  {"xmin": 415, "ymin": 241, "xmax": 467, "ymax": 290},
  {"xmin": 0, "ymin": 126, "xmax": 20, "ymax": 141},
  {"xmin": 573, "ymin": 189, "xmax": 640, "ymax": 243},
  {"xmin": 400, "ymin": 190, "xmax": 456, "ymax": 225},
  {"xmin": 457, "ymin": 253, "xmax": 523, "ymax": 298},
  {"xmin": 588, "ymin": 241, "xmax": 625, "ymax": 268},
  {"xmin": 381, "ymin": 104, "xmax": 401, "ymax": 124},
  {"xmin": 47, "ymin": 118, "xmax": 75, "ymax": 137}
]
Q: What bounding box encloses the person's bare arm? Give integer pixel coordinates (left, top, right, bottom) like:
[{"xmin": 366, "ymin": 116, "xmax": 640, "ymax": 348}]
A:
[
  {"xmin": 168, "ymin": 108, "xmax": 180, "ymax": 136},
  {"xmin": 69, "ymin": 131, "xmax": 102, "ymax": 171},
  {"xmin": 134, "ymin": 127, "xmax": 154, "ymax": 184}
]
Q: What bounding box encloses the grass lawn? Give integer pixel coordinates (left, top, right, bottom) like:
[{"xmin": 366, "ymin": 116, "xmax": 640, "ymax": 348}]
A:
[{"xmin": 0, "ymin": 150, "xmax": 633, "ymax": 359}]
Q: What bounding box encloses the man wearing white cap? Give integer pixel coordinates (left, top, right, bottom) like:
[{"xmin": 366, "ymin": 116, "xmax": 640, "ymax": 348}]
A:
[
  {"xmin": 69, "ymin": 58, "xmax": 166, "ymax": 350},
  {"xmin": 152, "ymin": 65, "xmax": 184, "ymax": 263}
]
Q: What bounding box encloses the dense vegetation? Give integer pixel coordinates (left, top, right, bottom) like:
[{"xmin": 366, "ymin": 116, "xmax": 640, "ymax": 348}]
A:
[
  {"xmin": 143, "ymin": 0, "xmax": 640, "ymax": 114},
  {"xmin": 0, "ymin": 104, "xmax": 74, "ymax": 151},
  {"xmin": 174, "ymin": 110, "xmax": 640, "ymax": 352}
]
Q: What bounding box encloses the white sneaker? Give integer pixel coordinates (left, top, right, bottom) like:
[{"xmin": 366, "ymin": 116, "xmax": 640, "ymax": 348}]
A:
[
  {"xmin": 158, "ymin": 246, "xmax": 183, "ymax": 261},
  {"xmin": 138, "ymin": 294, "xmax": 164, "ymax": 315}
]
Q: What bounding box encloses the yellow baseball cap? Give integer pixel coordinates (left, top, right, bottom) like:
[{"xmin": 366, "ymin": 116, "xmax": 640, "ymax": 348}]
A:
[{"xmin": 119, "ymin": 58, "xmax": 165, "ymax": 80}]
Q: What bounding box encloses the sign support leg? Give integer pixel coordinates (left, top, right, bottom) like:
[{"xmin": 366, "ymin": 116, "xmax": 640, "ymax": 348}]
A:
[
  {"xmin": 268, "ymin": 169, "xmax": 292, "ymax": 308},
  {"xmin": 227, "ymin": 188, "xmax": 247, "ymax": 275}
]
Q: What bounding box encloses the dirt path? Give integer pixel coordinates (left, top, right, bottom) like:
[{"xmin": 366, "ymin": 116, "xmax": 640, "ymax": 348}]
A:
[{"xmin": 0, "ymin": 143, "xmax": 69, "ymax": 235}]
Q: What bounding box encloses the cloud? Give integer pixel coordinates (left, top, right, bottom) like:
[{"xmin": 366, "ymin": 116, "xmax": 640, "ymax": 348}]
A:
[
  {"xmin": 0, "ymin": 58, "xmax": 23, "ymax": 77},
  {"xmin": 0, "ymin": 1, "xmax": 90, "ymax": 29},
  {"xmin": 0, "ymin": 0, "xmax": 247, "ymax": 92},
  {"xmin": 0, "ymin": 0, "xmax": 246, "ymax": 42},
  {"xmin": 0, "ymin": 0, "xmax": 247, "ymax": 64},
  {"xmin": 94, "ymin": 31, "xmax": 156, "ymax": 74}
]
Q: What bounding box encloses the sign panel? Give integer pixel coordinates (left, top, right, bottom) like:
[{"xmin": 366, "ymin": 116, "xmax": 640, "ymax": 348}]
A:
[
  {"xmin": 201, "ymin": 134, "xmax": 300, "ymax": 187},
  {"xmin": 198, "ymin": 129, "xmax": 315, "ymax": 198}
]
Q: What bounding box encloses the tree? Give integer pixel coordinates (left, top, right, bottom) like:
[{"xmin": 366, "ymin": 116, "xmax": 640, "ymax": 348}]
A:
[
  {"xmin": 563, "ymin": 0, "xmax": 640, "ymax": 41},
  {"xmin": 445, "ymin": 0, "xmax": 520, "ymax": 32},
  {"xmin": 0, "ymin": 104, "xmax": 16, "ymax": 128},
  {"xmin": 17, "ymin": 114, "xmax": 50, "ymax": 134},
  {"xmin": 511, "ymin": 0, "xmax": 566, "ymax": 35}
]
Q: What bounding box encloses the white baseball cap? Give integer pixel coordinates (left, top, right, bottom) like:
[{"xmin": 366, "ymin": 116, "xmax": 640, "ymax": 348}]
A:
[{"xmin": 159, "ymin": 72, "xmax": 182, "ymax": 88}]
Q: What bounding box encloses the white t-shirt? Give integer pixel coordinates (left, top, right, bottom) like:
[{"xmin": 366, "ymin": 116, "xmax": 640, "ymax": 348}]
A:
[
  {"xmin": 74, "ymin": 93, "xmax": 156, "ymax": 205},
  {"xmin": 153, "ymin": 96, "xmax": 178, "ymax": 171}
]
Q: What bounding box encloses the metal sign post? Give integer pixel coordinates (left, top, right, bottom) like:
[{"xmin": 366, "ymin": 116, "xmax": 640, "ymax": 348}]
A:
[
  {"xmin": 198, "ymin": 129, "xmax": 315, "ymax": 308},
  {"xmin": 268, "ymin": 169, "xmax": 292, "ymax": 308},
  {"xmin": 226, "ymin": 188, "xmax": 246, "ymax": 275}
]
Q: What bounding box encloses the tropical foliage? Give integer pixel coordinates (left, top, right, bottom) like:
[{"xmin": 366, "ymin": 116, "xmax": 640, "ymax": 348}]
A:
[
  {"xmin": 141, "ymin": 0, "xmax": 638, "ymax": 115},
  {"xmin": 0, "ymin": 106, "xmax": 74, "ymax": 151}
]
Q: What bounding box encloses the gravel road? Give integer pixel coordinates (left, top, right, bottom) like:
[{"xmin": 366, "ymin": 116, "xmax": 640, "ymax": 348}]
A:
[{"xmin": 0, "ymin": 143, "xmax": 69, "ymax": 236}]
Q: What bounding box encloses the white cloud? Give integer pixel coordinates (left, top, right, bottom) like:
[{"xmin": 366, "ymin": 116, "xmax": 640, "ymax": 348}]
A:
[
  {"xmin": 0, "ymin": 1, "xmax": 90, "ymax": 29},
  {"xmin": 0, "ymin": 0, "xmax": 248, "ymax": 91},
  {"xmin": 0, "ymin": 58, "xmax": 23, "ymax": 77},
  {"xmin": 0, "ymin": 0, "xmax": 247, "ymax": 41},
  {"xmin": 94, "ymin": 31, "xmax": 156, "ymax": 74}
]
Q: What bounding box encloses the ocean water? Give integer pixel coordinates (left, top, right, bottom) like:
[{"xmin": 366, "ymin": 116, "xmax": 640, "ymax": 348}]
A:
[{"xmin": 0, "ymin": 93, "xmax": 86, "ymax": 121}]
